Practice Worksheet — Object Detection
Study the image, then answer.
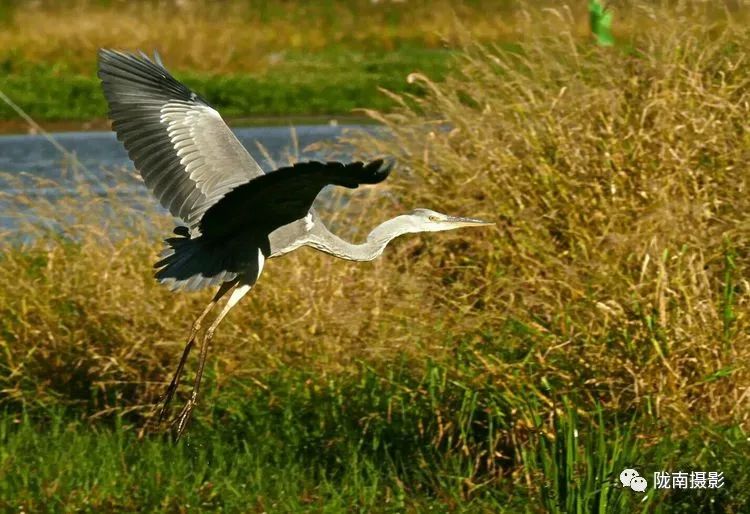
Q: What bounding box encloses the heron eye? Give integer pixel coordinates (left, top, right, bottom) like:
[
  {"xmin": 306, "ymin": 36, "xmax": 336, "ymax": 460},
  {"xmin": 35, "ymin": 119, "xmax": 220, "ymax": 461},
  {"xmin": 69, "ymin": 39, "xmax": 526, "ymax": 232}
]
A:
[{"xmin": 428, "ymin": 215, "xmax": 440, "ymax": 222}]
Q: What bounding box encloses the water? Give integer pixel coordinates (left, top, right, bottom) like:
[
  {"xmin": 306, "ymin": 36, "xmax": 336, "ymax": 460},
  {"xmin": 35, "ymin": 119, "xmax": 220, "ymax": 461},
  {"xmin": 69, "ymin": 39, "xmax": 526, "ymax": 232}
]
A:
[{"xmin": 0, "ymin": 124, "xmax": 366, "ymax": 236}]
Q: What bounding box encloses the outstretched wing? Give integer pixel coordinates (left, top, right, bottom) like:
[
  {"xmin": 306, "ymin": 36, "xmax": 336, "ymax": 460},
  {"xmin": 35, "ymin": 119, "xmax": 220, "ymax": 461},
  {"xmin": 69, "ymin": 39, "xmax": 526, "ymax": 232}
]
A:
[
  {"xmin": 199, "ymin": 159, "xmax": 393, "ymax": 240},
  {"xmin": 98, "ymin": 49, "xmax": 263, "ymax": 231}
]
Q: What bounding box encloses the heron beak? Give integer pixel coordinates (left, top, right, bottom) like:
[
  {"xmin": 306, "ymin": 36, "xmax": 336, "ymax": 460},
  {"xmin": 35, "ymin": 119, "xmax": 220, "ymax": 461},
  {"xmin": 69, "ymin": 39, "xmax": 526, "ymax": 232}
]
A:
[{"xmin": 444, "ymin": 216, "xmax": 495, "ymax": 228}]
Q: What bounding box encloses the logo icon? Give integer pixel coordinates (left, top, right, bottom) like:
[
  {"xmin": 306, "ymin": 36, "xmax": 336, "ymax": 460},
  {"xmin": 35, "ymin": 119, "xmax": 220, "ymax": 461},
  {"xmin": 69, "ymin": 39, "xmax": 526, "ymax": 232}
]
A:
[
  {"xmin": 620, "ymin": 468, "xmax": 647, "ymax": 492},
  {"xmin": 630, "ymin": 476, "xmax": 648, "ymax": 492}
]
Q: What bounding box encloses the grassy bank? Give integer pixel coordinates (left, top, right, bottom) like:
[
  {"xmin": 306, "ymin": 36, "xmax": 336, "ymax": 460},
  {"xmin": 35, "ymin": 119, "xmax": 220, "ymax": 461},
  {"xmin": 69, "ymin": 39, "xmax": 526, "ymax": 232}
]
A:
[
  {"xmin": 2, "ymin": 377, "xmax": 748, "ymax": 512},
  {"xmin": 0, "ymin": 47, "xmax": 453, "ymax": 121},
  {"xmin": 2, "ymin": 2, "xmax": 750, "ymax": 512},
  {"xmin": 0, "ymin": 0, "xmax": 515, "ymax": 121},
  {"xmin": 2, "ymin": 379, "xmax": 748, "ymax": 512},
  {"xmin": 0, "ymin": 0, "xmax": 656, "ymax": 122},
  {"xmin": 1, "ymin": 1, "xmax": 746, "ymax": 122},
  {"xmin": 0, "ymin": 1, "xmax": 586, "ymax": 72}
]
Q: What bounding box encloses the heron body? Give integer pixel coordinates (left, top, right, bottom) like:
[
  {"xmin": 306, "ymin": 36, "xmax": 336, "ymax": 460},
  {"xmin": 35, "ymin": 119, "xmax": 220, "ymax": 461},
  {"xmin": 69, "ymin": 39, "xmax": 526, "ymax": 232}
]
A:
[{"xmin": 98, "ymin": 49, "xmax": 492, "ymax": 437}]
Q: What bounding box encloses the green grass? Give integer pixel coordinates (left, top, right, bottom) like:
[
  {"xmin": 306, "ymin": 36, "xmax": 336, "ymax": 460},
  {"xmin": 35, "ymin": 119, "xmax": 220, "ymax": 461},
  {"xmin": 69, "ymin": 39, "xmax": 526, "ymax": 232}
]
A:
[
  {"xmin": 0, "ymin": 47, "xmax": 453, "ymax": 121},
  {"xmin": 2, "ymin": 370, "xmax": 748, "ymax": 512},
  {"xmin": 520, "ymin": 402, "xmax": 646, "ymax": 513},
  {"xmin": 2, "ymin": 415, "xmax": 422, "ymax": 512},
  {"xmin": 1, "ymin": 412, "xmax": 419, "ymax": 512},
  {"xmin": 0, "ymin": 358, "xmax": 529, "ymax": 513}
]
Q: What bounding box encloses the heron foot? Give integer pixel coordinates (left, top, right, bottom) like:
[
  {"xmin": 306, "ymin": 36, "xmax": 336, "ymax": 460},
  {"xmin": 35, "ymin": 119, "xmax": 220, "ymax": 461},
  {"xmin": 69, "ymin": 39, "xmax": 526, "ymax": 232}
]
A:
[
  {"xmin": 156, "ymin": 337, "xmax": 196, "ymax": 423},
  {"xmin": 171, "ymin": 395, "xmax": 197, "ymax": 439}
]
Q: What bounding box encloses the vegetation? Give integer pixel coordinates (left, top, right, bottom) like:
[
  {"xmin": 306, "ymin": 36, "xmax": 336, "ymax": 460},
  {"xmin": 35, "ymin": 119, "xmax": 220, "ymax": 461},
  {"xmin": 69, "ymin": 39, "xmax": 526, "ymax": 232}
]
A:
[
  {"xmin": 0, "ymin": 0, "xmax": 521, "ymax": 122},
  {"xmin": 0, "ymin": 47, "xmax": 453, "ymax": 121},
  {"xmin": 3, "ymin": 394, "xmax": 747, "ymax": 512},
  {"xmin": 0, "ymin": 0, "xmax": 719, "ymax": 122},
  {"xmin": 1, "ymin": 2, "xmax": 749, "ymax": 512}
]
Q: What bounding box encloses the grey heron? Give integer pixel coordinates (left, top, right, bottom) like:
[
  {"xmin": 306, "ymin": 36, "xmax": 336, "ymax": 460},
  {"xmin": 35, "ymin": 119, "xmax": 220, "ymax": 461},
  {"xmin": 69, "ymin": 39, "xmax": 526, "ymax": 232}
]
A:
[{"xmin": 98, "ymin": 49, "xmax": 493, "ymax": 438}]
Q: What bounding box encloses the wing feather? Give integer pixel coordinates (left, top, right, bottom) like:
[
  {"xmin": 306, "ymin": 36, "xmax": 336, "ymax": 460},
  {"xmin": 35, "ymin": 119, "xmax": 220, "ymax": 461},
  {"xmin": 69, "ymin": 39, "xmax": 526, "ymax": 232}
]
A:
[
  {"xmin": 199, "ymin": 159, "xmax": 393, "ymax": 239},
  {"xmin": 98, "ymin": 49, "xmax": 264, "ymax": 233}
]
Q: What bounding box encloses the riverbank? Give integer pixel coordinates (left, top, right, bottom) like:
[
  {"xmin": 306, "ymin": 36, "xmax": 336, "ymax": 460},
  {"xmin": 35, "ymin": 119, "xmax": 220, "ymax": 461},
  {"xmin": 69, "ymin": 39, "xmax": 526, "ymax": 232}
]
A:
[
  {"xmin": 2, "ymin": 2, "xmax": 746, "ymax": 124},
  {"xmin": 0, "ymin": 46, "xmax": 453, "ymax": 122},
  {"xmin": 0, "ymin": 0, "xmax": 537, "ymax": 123}
]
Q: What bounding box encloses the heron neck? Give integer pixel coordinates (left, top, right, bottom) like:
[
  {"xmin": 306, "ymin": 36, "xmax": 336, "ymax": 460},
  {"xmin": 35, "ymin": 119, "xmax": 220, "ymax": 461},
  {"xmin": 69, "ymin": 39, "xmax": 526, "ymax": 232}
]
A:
[{"xmin": 308, "ymin": 217, "xmax": 410, "ymax": 262}]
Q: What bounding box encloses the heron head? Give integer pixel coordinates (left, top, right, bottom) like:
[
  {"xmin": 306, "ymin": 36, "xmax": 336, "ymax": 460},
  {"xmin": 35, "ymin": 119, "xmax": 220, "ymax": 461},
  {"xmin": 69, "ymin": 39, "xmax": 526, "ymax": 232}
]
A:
[{"xmin": 403, "ymin": 208, "xmax": 494, "ymax": 233}]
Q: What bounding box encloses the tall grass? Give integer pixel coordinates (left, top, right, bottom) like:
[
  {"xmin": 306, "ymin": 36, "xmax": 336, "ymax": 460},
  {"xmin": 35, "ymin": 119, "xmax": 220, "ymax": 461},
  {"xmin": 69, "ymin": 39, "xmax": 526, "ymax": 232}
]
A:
[
  {"xmin": 0, "ymin": 0, "xmax": 563, "ymax": 73},
  {"xmin": 3, "ymin": 1, "xmax": 748, "ymax": 121},
  {"xmin": 0, "ymin": 1, "xmax": 741, "ymax": 74},
  {"xmin": 1, "ymin": 2, "xmax": 749, "ymax": 510},
  {"xmin": 343, "ymin": 3, "xmax": 750, "ymax": 429},
  {"xmin": 520, "ymin": 401, "xmax": 649, "ymax": 513}
]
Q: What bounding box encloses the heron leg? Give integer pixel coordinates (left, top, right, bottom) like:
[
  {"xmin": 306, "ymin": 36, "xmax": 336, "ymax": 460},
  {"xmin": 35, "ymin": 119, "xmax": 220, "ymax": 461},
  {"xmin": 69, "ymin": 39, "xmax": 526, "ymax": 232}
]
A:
[
  {"xmin": 157, "ymin": 280, "xmax": 236, "ymax": 423},
  {"xmin": 173, "ymin": 283, "xmax": 252, "ymax": 438}
]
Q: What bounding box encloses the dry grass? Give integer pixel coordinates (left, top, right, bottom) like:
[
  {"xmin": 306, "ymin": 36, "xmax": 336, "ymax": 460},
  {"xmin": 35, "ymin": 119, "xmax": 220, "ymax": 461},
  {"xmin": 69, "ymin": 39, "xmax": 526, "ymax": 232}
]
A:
[
  {"xmin": 0, "ymin": 155, "xmax": 449, "ymax": 415},
  {"xmin": 343, "ymin": 5, "xmax": 750, "ymax": 428},
  {"xmin": 1, "ymin": 3, "xmax": 748, "ymax": 440},
  {"xmin": 0, "ymin": 0, "xmax": 535, "ymax": 73},
  {"xmin": 2, "ymin": 1, "xmax": 743, "ymax": 75}
]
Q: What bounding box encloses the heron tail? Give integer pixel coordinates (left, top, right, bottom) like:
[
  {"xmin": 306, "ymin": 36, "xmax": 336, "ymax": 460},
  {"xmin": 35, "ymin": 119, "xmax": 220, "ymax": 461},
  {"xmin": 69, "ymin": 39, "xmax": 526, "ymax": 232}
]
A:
[{"xmin": 154, "ymin": 226, "xmax": 238, "ymax": 291}]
